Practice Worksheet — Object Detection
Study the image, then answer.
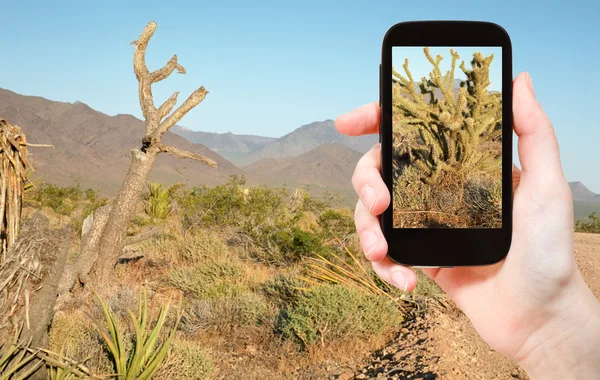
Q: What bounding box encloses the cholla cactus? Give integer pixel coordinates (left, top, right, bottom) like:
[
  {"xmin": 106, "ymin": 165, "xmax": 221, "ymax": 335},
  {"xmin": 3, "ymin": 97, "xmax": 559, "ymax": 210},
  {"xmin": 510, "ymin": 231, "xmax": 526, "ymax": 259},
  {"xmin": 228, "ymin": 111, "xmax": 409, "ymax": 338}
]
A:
[{"xmin": 392, "ymin": 47, "xmax": 502, "ymax": 184}]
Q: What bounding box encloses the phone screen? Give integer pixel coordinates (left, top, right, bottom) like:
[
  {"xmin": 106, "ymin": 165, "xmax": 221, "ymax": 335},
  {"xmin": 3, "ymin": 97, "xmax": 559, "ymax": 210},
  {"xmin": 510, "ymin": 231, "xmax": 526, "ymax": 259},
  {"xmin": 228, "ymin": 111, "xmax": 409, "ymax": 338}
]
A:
[{"xmin": 391, "ymin": 46, "xmax": 503, "ymax": 229}]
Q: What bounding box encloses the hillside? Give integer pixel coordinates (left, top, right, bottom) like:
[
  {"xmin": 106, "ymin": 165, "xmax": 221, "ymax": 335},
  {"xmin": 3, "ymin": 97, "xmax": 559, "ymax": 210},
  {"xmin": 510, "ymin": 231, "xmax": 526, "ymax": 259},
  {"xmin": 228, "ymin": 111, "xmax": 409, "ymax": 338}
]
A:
[
  {"xmin": 0, "ymin": 88, "xmax": 243, "ymax": 194},
  {"xmin": 245, "ymin": 120, "xmax": 376, "ymax": 163},
  {"xmin": 171, "ymin": 125, "xmax": 276, "ymax": 163},
  {"xmin": 243, "ymin": 143, "xmax": 361, "ymax": 202},
  {"xmin": 570, "ymin": 181, "xmax": 600, "ymax": 202}
]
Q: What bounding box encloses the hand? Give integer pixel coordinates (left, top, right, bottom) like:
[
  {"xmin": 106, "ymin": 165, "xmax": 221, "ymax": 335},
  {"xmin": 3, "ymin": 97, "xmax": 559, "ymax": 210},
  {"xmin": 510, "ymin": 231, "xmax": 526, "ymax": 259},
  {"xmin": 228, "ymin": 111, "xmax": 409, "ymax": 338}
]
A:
[{"xmin": 335, "ymin": 73, "xmax": 600, "ymax": 378}]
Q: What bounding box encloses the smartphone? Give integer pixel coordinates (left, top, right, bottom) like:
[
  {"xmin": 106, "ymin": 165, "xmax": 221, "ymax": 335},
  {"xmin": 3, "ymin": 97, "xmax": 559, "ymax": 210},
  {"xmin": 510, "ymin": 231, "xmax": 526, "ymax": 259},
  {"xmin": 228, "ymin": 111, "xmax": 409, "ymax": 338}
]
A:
[{"xmin": 380, "ymin": 21, "xmax": 513, "ymax": 267}]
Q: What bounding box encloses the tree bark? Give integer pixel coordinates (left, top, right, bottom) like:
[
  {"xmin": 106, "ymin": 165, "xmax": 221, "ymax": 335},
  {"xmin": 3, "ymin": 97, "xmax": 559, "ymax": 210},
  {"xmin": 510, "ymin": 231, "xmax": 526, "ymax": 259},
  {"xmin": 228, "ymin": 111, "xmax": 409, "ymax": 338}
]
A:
[{"xmin": 92, "ymin": 148, "xmax": 157, "ymax": 280}]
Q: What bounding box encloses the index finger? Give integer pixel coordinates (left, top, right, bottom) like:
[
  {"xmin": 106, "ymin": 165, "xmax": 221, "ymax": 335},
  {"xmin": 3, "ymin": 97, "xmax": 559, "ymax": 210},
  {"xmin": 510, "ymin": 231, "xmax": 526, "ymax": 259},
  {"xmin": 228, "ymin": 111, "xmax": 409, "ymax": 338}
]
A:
[{"xmin": 335, "ymin": 102, "xmax": 380, "ymax": 136}]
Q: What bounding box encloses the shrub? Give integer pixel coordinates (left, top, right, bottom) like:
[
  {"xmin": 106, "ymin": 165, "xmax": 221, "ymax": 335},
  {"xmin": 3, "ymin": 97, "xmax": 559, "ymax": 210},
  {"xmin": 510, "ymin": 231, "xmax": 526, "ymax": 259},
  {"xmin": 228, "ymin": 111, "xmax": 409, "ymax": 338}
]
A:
[
  {"xmin": 168, "ymin": 258, "xmax": 245, "ymax": 299},
  {"xmin": 26, "ymin": 183, "xmax": 83, "ymax": 216},
  {"xmin": 181, "ymin": 293, "xmax": 270, "ymax": 334},
  {"xmin": 272, "ymin": 227, "xmax": 323, "ymax": 261},
  {"xmin": 177, "ymin": 177, "xmax": 330, "ymax": 265},
  {"xmin": 154, "ymin": 338, "xmax": 213, "ymax": 380},
  {"xmin": 175, "ymin": 230, "xmax": 229, "ymax": 263},
  {"xmin": 576, "ymin": 212, "xmax": 600, "ymax": 233},
  {"xmin": 317, "ymin": 208, "xmax": 356, "ymax": 241},
  {"xmin": 260, "ymin": 273, "xmax": 305, "ymax": 305},
  {"xmin": 277, "ymin": 284, "xmax": 402, "ymax": 348},
  {"xmin": 49, "ymin": 310, "xmax": 100, "ymax": 363}
]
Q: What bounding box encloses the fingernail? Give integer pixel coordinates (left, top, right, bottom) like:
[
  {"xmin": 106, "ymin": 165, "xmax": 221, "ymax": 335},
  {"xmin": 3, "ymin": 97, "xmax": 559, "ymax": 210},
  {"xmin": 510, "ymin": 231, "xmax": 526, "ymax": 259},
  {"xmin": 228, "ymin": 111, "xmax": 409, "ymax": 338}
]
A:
[
  {"xmin": 360, "ymin": 230, "xmax": 378, "ymax": 259},
  {"xmin": 361, "ymin": 185, "xmax": 377, "ymax": 212},
  {"xmin": 525, "ymin": 73, "xmax": 536, "ymax": 98},
  {"xmin": 391, "ymin": 271, "xmax": 408, "ymax": 292}
]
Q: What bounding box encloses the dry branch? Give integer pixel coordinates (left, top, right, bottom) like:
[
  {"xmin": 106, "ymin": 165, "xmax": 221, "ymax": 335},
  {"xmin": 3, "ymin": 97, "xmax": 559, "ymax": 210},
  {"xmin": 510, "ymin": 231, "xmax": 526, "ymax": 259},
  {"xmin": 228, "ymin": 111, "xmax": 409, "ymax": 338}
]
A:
[{"xmin": 157, "ymin": 144, "xmax": 217, "ymax": 167}]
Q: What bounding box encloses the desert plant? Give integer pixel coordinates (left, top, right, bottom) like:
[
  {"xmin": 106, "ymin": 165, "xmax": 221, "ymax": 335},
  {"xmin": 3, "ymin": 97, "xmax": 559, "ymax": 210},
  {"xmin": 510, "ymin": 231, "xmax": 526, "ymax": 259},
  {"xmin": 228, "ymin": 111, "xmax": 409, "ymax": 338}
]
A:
[
  {"xmin": 0, "ymin": 327, "xmax": 42, "ymax": 380},
  {"xmin": 154, "ymin": 338, "xmax": 213, "ymax": 380},
  {"xmin": 277, "ymin": 284, "xmax": 402, "ymax": 348},
  {"xmin": 392, "ymin": 47, "xmax": 502, "ymax": 184},
  {"xmin": 90, "ymin": 289, "xmax": 179, "ymax": 379},
  {"xmin": 260, "ymin": 273, "xmax": 306, "ymax": 305},
  {"xmin": 145, "ymin": 182, "xmax": 173, "ymax": 220},
  {"xmin": 181, "ymin": 293, "xmax": 270, "ymax": 334},
  {"xmin": 168, "ymin": 259, "xmax": 246, "ymax": 299},
  {"xmin": 575, "ymin": 212, "xmax": 600, "ymax": 233}
]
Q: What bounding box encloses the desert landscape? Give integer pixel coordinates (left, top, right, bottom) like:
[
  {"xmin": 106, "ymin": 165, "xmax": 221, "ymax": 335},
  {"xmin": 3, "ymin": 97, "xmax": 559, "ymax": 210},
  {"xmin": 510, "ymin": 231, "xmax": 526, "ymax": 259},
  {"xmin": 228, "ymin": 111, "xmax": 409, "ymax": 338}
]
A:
[{"xmin": 0, "ymin": 18, "xmax": 598, "ymax": 380}]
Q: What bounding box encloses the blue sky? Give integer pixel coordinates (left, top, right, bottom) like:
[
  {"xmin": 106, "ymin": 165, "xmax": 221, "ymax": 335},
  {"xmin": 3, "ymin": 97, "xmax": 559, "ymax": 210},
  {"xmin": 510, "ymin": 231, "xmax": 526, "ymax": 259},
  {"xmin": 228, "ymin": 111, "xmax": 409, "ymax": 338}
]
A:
[
  {"xmin": 1, "ymin": 0, "xmax": 599, "ymax": 191},
  {"xmin": 393, "ymin": 47, "xmax": 502, "ymax": 91}
]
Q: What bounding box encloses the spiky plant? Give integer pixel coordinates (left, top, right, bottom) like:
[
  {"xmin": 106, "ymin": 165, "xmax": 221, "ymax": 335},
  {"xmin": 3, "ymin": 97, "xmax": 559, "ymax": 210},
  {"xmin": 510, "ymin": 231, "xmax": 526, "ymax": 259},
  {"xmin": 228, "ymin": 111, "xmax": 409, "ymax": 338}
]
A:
[
  {"xmin": 145, "ymin": 182, "xmax": 172, "ymax": 220},
  {"xmin": 0, "ymin": 327, "xmax": 42, "ymax": 380},
  {"xmin": 392, "ymin": 47, "xmax": 502, "ymax": 184},
  {"xmin": 90, "ymin": 289, "xmax": 179, "ymax": 380}
]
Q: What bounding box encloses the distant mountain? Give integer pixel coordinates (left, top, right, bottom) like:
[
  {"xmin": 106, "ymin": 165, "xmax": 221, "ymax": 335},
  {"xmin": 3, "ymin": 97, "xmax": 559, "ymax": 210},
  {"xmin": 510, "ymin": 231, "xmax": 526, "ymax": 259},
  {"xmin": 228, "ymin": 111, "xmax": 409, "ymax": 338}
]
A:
[
  {"xmin": 244, "ymin": 120, "xmax": 377, "ymax": 164},
  {"xmin": 0, "ymin": 88, "xmax": 243, "ymax": 194},
  {"xmin": 171, "ymin": 126, "xmax": 276, "ymax": 163},
  {"xmin": 244, "ymin": 143, "xmax": 362, "ymax": 194},
  {"xmin": 569, "ymin": 182, "xmax": 600, "ymax": 202}
]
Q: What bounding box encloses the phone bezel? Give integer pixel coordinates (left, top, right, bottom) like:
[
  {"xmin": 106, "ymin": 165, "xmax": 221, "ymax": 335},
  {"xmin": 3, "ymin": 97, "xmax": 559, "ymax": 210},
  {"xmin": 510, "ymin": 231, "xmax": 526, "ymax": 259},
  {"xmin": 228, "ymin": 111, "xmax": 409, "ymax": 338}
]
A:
[{"xmin": 380, "ymin": 21, "xmax": 513, "ymax": 267}]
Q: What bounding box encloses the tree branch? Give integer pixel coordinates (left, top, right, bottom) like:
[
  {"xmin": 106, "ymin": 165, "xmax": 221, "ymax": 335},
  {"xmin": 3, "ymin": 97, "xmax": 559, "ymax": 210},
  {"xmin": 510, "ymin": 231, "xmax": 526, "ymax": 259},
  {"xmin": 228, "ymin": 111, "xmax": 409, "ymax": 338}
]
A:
[
  {"xmin": 157, "ymin": 86, "xmax": 208, "ymax": 135},
  {"xmin": 157, "ymin": 92, "xmax": 180, "ymax": 123},
  {"xmin": 151, "ymin": 55, "xmax": 186, "ymax": 83},
  {"xmin": 132, "ymin": 21, "xmax": 158, "ymax": 121},
  {"xmin": 156, "ymin": 144, "xmax": 217, "ymax": 167}
]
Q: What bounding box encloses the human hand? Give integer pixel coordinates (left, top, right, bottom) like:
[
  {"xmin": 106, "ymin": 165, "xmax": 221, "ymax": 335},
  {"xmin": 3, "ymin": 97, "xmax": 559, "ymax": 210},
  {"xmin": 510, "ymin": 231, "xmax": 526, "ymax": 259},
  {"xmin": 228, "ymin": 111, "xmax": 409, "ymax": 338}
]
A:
[{"xmin": 335, "ymin": 73, "xmax": 600, "ymax": 378}]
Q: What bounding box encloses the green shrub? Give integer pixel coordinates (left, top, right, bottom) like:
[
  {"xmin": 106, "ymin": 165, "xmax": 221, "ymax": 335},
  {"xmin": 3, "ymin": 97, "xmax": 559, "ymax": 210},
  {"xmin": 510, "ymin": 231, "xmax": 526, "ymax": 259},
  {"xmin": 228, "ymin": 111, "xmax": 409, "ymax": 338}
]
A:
[
  {"xmin": 154, "ymin": 338, "xmax": 213, "ymax": 380},
  {"xmin": 177, "ymin": 177, "xmax": 333, "ymax": 265},
  {"xmin": 260, "ymin": 273, "xmax": 305, "ymax": 305},
  {"xmin": 272, "ymin": 227, "xmax": 323, "ymax": 261},
  {"xmin": 575, "ymin": 212, "xmax": 600, "ymax": 233},
  {"xmin": 277, "ymin": 284, "xmax": 402, "ymax": 348},
  {"xmin": 26, "ymin": 182, "xmax": 83, "ymax": 216},
  {"xmin": 317, "ymin": 209, "xmax": 356, "ymax": 240}
]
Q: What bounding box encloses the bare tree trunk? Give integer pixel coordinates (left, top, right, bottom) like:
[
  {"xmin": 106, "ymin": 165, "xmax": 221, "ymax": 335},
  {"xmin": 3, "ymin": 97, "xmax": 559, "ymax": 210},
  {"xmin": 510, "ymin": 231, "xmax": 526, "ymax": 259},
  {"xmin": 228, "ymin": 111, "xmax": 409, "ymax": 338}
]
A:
[
  {"xmin": 56, "ymin": 21, "xmax": 216, "ymax": 299},
  {"xmin": 93, "ymin": 149, "xmax": 156, "ymax": 279}
]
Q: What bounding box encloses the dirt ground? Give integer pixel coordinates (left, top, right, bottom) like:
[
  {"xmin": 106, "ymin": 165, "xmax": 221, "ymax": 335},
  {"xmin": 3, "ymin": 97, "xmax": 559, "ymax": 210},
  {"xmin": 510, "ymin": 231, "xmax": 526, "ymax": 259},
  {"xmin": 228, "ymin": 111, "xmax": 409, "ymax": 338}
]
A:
[{"xmin": 336, "ymin": 232, "xmax": 599, "ymax": 380}]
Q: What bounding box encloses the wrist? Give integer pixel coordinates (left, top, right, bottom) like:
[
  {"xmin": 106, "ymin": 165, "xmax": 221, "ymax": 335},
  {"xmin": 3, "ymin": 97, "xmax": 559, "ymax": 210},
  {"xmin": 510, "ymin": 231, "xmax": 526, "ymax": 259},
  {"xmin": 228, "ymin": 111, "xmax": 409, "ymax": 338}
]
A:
[{"xmin": 515, "ymin": 276, "xmax": 600, "ymax": 379}]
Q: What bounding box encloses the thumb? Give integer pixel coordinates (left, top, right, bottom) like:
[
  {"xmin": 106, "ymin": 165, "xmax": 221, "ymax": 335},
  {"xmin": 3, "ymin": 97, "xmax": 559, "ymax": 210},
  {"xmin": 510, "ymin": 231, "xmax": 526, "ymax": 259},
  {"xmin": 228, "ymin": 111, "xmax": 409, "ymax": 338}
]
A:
[{"xmin": 513, "ymin": 73, "xmax": 564, "ymax": 180}]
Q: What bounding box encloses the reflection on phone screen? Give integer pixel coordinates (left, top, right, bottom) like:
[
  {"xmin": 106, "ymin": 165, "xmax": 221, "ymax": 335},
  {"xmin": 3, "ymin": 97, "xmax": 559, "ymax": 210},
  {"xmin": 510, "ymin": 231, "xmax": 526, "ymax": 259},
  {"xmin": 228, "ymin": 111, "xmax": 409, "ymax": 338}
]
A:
[{"xmin": 391, "ymin": 46, "xmax": 502, "ymax": 229}]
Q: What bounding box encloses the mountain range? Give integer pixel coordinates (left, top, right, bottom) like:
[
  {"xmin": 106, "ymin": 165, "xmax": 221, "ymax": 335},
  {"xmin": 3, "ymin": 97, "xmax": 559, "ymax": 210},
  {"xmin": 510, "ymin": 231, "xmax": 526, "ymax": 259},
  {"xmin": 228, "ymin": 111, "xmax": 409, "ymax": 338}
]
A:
[
  {"xmin": 0, "ymin": 88, "xmax": 243, "ymax": 194},
  {"xmin": 172, "ymin": 120, "xmax": 377, "ymax": 165},
  {"xmin": 1, "ymin": 87, "xmax": 598, "ymax": 217}
]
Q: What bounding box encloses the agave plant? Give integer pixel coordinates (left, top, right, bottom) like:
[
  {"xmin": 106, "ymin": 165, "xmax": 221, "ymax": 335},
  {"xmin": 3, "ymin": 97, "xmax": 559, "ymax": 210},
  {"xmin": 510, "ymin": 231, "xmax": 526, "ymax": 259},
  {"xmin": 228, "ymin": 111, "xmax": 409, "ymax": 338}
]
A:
[{"xmin": 91, "ymin": 289, "xmax": 179, "ymax": 380}]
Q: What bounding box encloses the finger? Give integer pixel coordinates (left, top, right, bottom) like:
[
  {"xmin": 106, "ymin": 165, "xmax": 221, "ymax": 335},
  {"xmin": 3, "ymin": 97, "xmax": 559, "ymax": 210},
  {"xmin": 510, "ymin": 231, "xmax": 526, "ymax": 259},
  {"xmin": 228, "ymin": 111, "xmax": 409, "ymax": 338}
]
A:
[
  {"xmin": 352, "ymin": 144, "xmax": 390, "ymax": 216},
  {"xmin": 513, "ymin": 73, "xmax": 563, "ymax": 178},
  {"xmin": 372, "ymin": 258, "xmax": 418, "ymax": 292},
  {"xmin": 512, "ymin": 164, "xmax": 521, "ymax": 195},
  {"xmin": 335, "ymin": 102, "xmax": 380, "ymax": 136},
  {"xmin": 354, "ymin": 199, "xmax": 388, "ymax": 261}
]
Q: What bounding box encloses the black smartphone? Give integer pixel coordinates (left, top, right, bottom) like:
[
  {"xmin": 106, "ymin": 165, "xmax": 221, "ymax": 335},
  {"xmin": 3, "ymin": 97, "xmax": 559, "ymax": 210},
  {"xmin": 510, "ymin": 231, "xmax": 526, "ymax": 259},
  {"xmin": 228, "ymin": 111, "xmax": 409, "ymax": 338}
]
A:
[{"xmin": 380, "ymin": 21, "xmax": 513, "ymax": 267}]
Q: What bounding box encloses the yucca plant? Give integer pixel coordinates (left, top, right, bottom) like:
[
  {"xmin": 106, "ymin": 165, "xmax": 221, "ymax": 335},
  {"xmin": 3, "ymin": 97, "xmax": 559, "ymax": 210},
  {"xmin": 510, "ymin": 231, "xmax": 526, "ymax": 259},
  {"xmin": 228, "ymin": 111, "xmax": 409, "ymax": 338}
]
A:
[
  {"xmin": 91, "ymin": 289, "xmax": 179, "ymax": 380},
  {"xmin": 145, "ymin": 182, "xmax": 172, "ymax": 220},
  {"xmin": 0, "ymin": 327, "xmax": 42, "ymax": 380}
]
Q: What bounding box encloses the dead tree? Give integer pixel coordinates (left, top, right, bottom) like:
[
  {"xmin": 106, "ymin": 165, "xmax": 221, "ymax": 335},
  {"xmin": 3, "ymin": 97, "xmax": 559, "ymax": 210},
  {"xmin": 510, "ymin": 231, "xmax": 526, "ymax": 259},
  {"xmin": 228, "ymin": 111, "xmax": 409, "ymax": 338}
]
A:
[
  {"xmin": 0, "ymin": 119, "xmax": 30, "ymax": 257},
  {"xmin": 59, "ymin": 21, "xmax": 216, "ymax": 293}
]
